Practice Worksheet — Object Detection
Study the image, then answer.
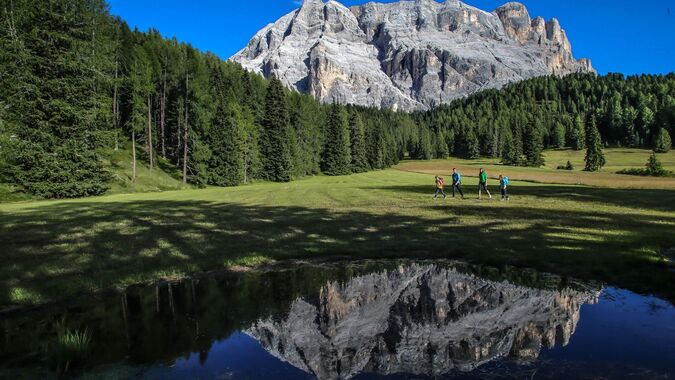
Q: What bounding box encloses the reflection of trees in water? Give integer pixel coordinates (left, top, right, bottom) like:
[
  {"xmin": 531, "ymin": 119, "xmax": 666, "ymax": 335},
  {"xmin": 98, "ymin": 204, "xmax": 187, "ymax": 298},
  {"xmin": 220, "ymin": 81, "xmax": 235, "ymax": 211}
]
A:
[
  {"xmin": 248, "ymin": 264, "xmax": 599, "ymax": 380},
  {"xmin": 0, "ymin": 262, "xmax": 598, "ymax": 378}
]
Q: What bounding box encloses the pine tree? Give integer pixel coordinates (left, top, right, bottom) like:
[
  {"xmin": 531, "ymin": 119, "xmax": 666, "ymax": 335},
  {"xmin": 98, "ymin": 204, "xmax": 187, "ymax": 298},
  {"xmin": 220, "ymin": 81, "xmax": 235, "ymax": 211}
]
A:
[
  {"xmin": 0, "ymin": 0, "xmax": 111, "ymax": 197},
  {"xmin": 552, "ymin": 121, "xmax": 566, "ymax": 148},
  {"xmin": 463, "ymin": 128, "xmax": 480, "ymax": 159},
  {"xmin": 128, "ymin": 46, "xmax": 154, "ymax": 182},
  {"xmin": 260, "ymin": 76, "xmax": 293, "ymax": 182},
  {"xmin": 412, "ymin": 127, "xmax": 433, "ymax": 160},
  {"xmin": 348, "ymin": 111, "xmax": 368, "ymax": 173},
  {"xmin": 207, "ymin": 67, "xmax": 245, "ymax": 186},
  {"xmin": 322, "ymin": 105, "xmax": 352, "ymax": 176},
  {"xmin": 501, "ymin": 128, "xmax": 520, "ymax": 166},
  {"xmin": 523, "ymin": 121, "xmax": 545, "ymax": 167},
  {"xmin": 645, "ymin": 151, "xmax": 668, "ymax": 176},
  {"xmin": 654, "ymin": 128, "xmax": 672, "ymax": 153},
  {"xmin": 434, "ymin": 130, "xmax": 449, "ymax": 159},
  {"xmin": 570, "ymin": 115, "xmax": 586, "ymax": 151},
  {"xmin": 584, "ymin": 115, "xmax": 606, "ymax": 172}
]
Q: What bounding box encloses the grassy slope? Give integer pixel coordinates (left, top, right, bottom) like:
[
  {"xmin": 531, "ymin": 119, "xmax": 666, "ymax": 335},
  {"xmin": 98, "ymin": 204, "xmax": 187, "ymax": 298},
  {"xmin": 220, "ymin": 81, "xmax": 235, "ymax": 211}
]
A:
[
  {"xmin": 102, "ymin": 146, "xmax": 190, "ymax": 195},
  {"xmin": 1, "ymin": 150, "xmax": 674, "ymax": 308},
  {"xmin": 0, "ymin": 146, "xmax": 188, "ymax": 204}
]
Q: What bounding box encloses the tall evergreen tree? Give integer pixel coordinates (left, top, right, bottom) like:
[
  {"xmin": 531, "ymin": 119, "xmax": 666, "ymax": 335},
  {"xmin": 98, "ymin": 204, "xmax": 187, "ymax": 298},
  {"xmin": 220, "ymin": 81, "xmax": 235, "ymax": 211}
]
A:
[
  {"xmin": 501, "ymin": 128, "xmax": 520, "ymax": 166},
  {"xmin": 348, "ymin": 111, "xmax": 368, "ymax": 173},
  {"xmin": 434, "ymin": 130, "xmax": 449, "ymax": 159},
  {"xmin": 0, "ymin": 0, "xmax": 111, "ymax": 197},
  {"xmin": 570, "ymin": 115, "xmax": 586, "ymax": 150},
  {"xmin": 322, "ymin": 105, "xmax": 352, "ymax": 176},
  {"xmin": 207, "ymin": 67, "xmax": 245, "ymax": 186},
  {"xmin": 127, "ymin": 46, "xmax": 154, "ymax": 182},
  {"xmin": 462, "ymin": 128, "xmax": 480, "ymax": 159},
  {"xmin": 584, "ymin": 115, "xmax": 606, "ymax": 172},
  {"xmin": 524, "ymin": 121, "xmax": 545, "ymax": 167},
  {"xmin": 260, "ymin": 76, "xmax": 292, "ymax": 182},
  {"xmin": 552, "ymin": 121, "xmax": 566, "ymax": 148}
]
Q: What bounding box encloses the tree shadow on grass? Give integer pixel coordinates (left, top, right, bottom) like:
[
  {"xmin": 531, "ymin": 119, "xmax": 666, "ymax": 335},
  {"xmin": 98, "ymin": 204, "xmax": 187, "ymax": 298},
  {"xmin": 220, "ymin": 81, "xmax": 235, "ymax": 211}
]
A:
[{"xmin": 0, "ymin": 197, "xmax": 674, "ymax": 308}]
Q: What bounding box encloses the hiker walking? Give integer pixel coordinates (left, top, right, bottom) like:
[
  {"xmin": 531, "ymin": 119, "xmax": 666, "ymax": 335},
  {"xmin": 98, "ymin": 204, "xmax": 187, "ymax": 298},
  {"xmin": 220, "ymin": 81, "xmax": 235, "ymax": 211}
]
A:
[
  {"xmin": 499, "ymin": 174, "xmax": 510, "ymax": 201},
  {"xmin": 451, "ymin": 168, "xmax": 464, "ymax": 199},
  {"xmin": 434, "ymin": 176, "xmax": 447, "ymax": 199},
  {"xmin": 478, "ymin": 168, "xmax": 492, "ymax": 200}
]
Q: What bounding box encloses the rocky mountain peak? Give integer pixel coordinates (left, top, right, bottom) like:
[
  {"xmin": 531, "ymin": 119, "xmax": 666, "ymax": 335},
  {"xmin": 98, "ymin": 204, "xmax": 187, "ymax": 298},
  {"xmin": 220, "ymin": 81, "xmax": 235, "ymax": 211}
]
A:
[{"xmin": 232, "ymin": 0, "xmax": 594, "ymax": 111}]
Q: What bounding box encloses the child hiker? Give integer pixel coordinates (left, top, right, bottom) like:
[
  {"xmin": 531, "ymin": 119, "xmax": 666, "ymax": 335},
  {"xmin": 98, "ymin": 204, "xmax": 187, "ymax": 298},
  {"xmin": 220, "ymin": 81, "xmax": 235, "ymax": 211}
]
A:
[
  {"xmin": 434, "ymin": 176, "xmax": 447, "ymax": 199},
  {"xmin": 499, "ymin": 174, "xmax": 510, "ymax": 201}
]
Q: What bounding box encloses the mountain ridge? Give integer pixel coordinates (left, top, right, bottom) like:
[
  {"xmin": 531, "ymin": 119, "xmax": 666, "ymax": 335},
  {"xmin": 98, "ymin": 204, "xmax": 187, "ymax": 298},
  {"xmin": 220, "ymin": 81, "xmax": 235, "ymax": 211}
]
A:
[{"xmin": 231, "ymin": 0, "xmax": 594, "ymax": 111}]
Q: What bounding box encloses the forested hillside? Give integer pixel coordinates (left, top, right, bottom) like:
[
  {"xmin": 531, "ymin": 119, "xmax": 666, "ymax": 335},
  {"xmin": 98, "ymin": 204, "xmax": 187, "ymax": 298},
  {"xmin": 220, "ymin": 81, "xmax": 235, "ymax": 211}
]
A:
[
  {"xmin": 415, "ymin": 74, "xmax": 675, "ymax": 164},
  {"xmin": 0, "ymin": 0, "xmax": 409, "ymax": 198},
  {"xmin": 0, "ymin": 0, "xmax": 673, "ymax": 199}
]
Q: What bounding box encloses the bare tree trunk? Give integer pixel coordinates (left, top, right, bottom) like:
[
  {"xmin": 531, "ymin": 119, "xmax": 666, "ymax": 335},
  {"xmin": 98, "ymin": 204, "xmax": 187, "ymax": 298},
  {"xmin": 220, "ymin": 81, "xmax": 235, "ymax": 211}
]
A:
[
  {"xmin": 182, "ymin": 74, "xmax": 189, "ymax": 184},
  {"xmin": 160, "ymin": 68, "xmax": 167, "ymax": 158},
  {"xmin": 155, "ymin": 285, "xmax": 160, "ymax": 313},
  {"xmin": 131, "ymin": 130, "xmax": 137, "ymax": 182},
  {"xmin": 113, "ymin": 59, "xmax": 119, "ymax": 151},
  {"xmin": 176, "ymin": 102, "xmax": 182, "ymax": 167},
  {"xmin": 244, "ymin": 149, "xmax": 248, "ymax": 184},
  {"xmin": 147, "ymin": 96, "xmax": 154, "ymax": 170}
]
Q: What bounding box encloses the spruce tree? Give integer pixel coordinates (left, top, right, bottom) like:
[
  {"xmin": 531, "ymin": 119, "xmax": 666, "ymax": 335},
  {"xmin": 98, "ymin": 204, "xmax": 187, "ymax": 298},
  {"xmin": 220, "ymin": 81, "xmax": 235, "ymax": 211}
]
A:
[
  {"xmin": 570, "ymin": 115, "xmax": 586, "ymax": 151},
  {"xmin": 584, "ymin": 115, "xmax": 606, "ymax": 172},
  {"xmin": 463, "ymin": 128, "xmax": 480, "ymax": 159},
  {"xmin": 260, "ymin": 76, "xmax": 293, "ymax": 182},
  {"xmin": 553, "ymin": 121, "xmax": 566, "ymax": 148},
  {"xmin": 208, "ymin": 67, "xmax": 245, "ymax": 186},
  {"xmin": 412, "ymin": 127, "xmax": 434, "ymax": 160},
  {"xmin": 654, "ymin": 128, "xmax": 672, "ymax": 153},
  {"xmin": 348, "ymin": 111, "xmax": 368, "ymax": 173},
  {"xmin": 434, "ymin": 130, "xmax": 449, "ymax": 159},
  {"xmin": 1, "ymin": 0, "xmax": 111, "ymax": 198},
  {"xmin": 322, "ymin": 105, "xmax": 352, "ymax": 176},
  {"xmin": 501, "ymin": 128, "xmax": 520, "ymax": 166},
  {"xmin": 524, "ymin": 121, "xmax": 545, "ymax": 167}
]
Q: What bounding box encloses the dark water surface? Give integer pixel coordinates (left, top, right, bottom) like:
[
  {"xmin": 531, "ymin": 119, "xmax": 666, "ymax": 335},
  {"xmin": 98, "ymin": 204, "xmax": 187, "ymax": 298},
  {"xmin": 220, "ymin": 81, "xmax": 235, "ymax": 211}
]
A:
[{"xmin": 0, "ymin": 261, "xmax": 673, "ymax": 379}]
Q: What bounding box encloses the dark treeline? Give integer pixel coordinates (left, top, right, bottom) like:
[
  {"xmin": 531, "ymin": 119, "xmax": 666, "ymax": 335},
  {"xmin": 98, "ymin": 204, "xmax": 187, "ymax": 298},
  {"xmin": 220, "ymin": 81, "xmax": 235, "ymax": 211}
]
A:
[
  {"xmin": 0, "ymin": 0, "xmax": 408, "ymax": 198},
  {"xmin": 415, "ymin": 73, "xmax": 675, "ymax": 165},
  {"xmin": 1, "ymin": 1, "xmax": 673, "ymax": 199}
]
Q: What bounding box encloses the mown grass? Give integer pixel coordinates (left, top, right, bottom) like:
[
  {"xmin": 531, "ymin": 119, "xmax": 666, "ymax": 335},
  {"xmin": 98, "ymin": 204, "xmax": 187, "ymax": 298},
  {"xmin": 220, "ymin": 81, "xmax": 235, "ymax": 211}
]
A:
[
  {"xmin": 399, "ymin": 148, "xmax": 675, "ymax": 189},
  {"xmin": 1, "ymin": 162, "xmax": 674, "ymax": 308}
]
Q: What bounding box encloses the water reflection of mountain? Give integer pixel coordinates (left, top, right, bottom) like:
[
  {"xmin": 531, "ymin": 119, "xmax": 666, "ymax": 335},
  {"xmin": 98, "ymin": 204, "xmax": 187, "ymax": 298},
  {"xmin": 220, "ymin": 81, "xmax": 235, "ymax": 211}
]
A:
[{"xmin": 248, "ymin": 264, "xmax": 599, "ymax": 380}]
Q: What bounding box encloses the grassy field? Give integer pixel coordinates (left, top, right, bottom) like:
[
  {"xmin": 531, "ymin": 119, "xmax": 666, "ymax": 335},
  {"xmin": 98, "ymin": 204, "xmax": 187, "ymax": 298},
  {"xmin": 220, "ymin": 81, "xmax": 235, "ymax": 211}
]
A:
[
  {"xmin": 399, "ymin": 149, "xmax": 675, "ymax": 189},
  {"xmin": 1, "ymin": 150, "xmax": 674, "ymax": 308}
]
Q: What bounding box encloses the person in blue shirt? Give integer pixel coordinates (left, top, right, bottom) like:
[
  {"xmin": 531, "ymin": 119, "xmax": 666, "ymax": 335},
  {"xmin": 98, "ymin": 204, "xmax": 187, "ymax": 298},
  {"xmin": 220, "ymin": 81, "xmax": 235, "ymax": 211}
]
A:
[
  {"xmin": 451, "ymin": 168, "xmax": 464, "ymax": 199},
  {"xmin": 499, "ymin": 174, "xmax": 510, "ymax": 201}
]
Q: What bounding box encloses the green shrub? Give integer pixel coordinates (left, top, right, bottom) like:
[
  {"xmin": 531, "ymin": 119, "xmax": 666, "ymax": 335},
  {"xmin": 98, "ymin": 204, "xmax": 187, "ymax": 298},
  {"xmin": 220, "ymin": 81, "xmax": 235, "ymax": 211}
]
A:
[
  {"xmin": 557, "ymin": 161, "xmax": 574, "ymax": 171},
  {"xmin": 617, "ymin": 152, "xmax": 672, "ymax": 177}
]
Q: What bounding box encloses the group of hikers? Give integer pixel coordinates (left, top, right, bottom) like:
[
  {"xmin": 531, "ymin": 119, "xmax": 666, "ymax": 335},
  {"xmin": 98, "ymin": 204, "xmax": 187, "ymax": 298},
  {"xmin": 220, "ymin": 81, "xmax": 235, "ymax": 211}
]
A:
[{"xmin": 434, "ymin": 168, "xmax": 510, "ymax": 201}]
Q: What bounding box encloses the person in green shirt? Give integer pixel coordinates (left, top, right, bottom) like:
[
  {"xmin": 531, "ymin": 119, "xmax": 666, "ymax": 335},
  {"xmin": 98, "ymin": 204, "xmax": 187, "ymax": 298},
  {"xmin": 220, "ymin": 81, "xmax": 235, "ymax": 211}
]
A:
[{"xmin": 478, "ymin": 168, "xmax": 492, "ymax": 200}]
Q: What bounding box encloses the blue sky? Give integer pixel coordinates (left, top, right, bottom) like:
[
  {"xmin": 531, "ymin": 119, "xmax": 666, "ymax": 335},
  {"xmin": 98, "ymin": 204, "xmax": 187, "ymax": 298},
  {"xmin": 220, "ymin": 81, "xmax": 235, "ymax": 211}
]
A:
[{"xmin": 108, "ymin": 0, "xmax": 675, "ymax": 75}]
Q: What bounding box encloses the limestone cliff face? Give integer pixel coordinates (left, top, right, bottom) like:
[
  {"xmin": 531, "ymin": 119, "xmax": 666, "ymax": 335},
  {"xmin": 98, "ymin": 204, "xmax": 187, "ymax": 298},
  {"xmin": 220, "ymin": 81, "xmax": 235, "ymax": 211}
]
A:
[
  {"xmin": 231, "ymin": 0, "xmax": 594, "ymax": 111},
  {"xmin": 246, "ymin": 264, "xmax": 599, "ymax": 379}
]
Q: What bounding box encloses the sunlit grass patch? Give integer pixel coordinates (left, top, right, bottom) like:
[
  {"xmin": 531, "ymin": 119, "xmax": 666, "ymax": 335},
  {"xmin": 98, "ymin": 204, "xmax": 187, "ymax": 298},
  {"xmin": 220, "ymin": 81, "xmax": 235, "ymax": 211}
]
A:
[{"xmin": 1, "ymin": 163, "xmax": 674, "ymax": 307}]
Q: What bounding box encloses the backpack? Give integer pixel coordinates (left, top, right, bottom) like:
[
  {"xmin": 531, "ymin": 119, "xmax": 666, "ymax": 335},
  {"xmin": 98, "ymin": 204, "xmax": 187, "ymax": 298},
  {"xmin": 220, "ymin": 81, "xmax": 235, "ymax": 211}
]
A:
[{"xmin": 502, "ymin": 177, "xmax": 509, "ymax": 186}]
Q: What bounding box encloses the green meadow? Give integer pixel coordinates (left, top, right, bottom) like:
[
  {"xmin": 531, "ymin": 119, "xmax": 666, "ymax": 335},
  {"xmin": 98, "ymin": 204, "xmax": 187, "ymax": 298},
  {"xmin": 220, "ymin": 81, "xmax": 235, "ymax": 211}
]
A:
[{"xmin": 1, "ymin": 148, "xmax": 674, "ymax": 308}]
